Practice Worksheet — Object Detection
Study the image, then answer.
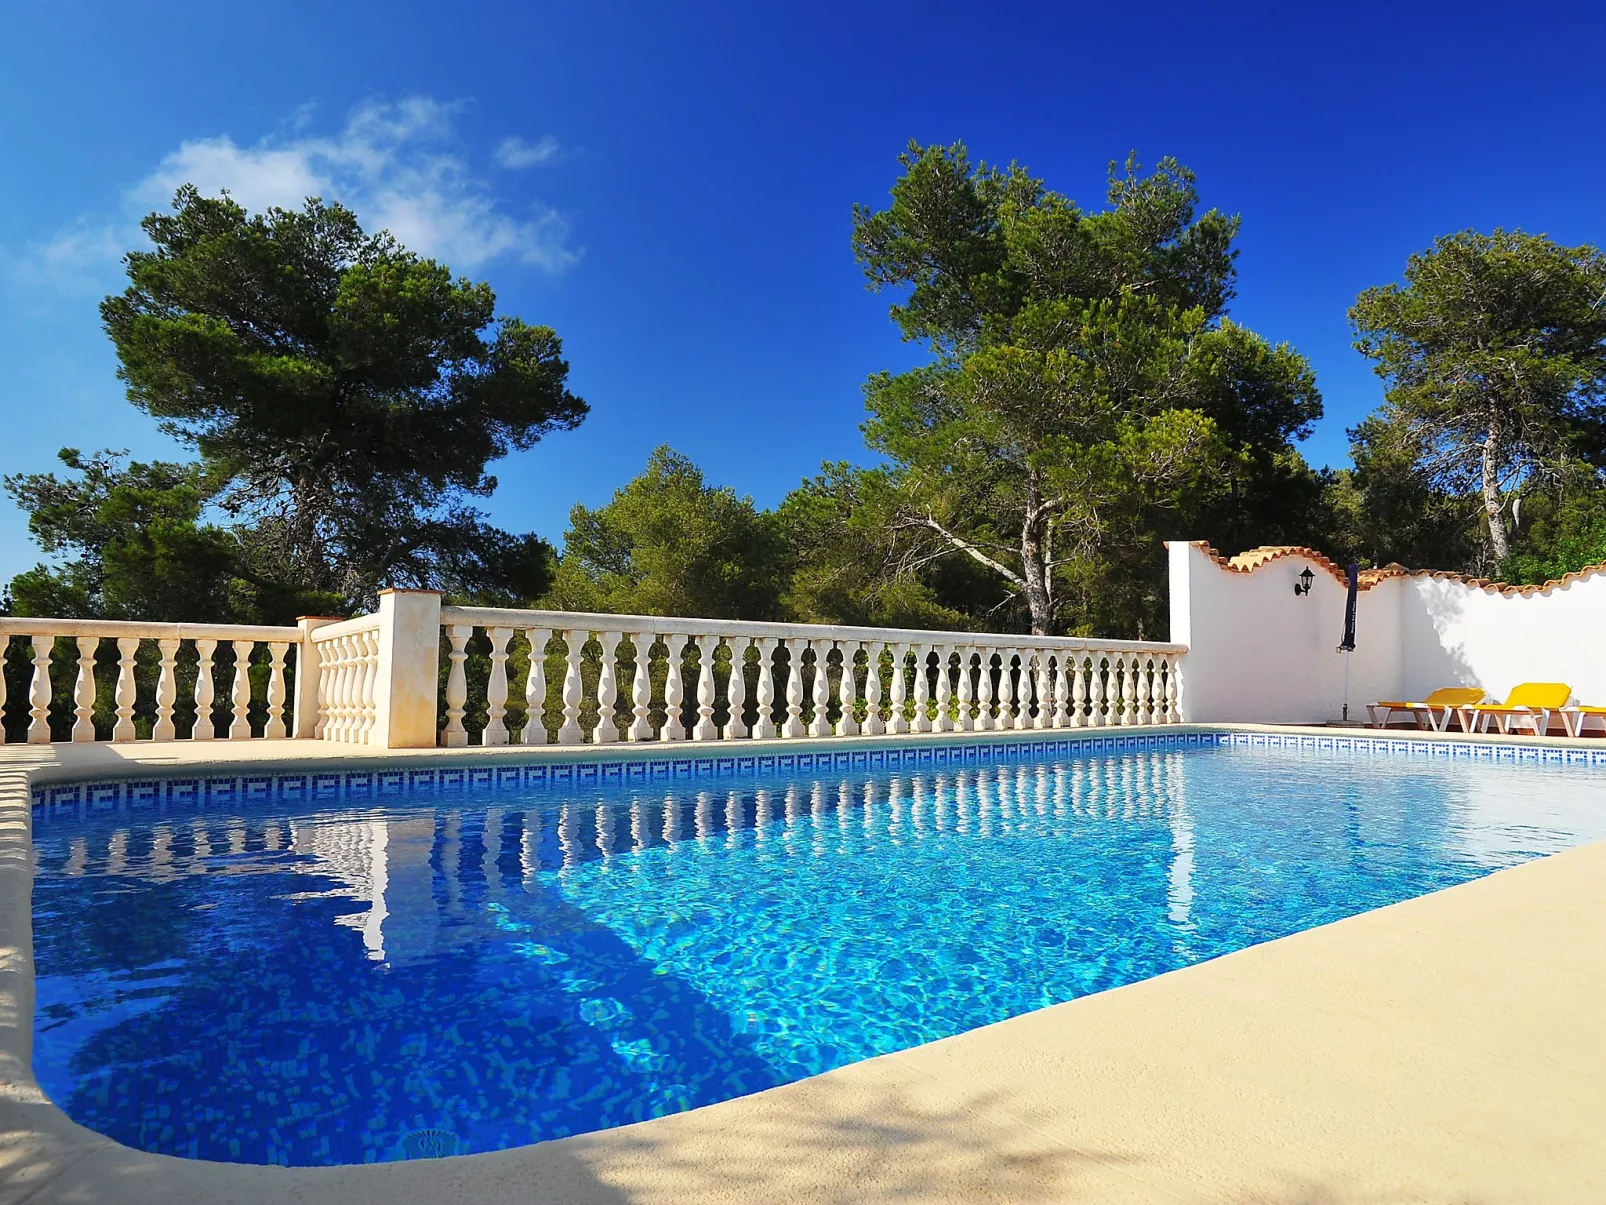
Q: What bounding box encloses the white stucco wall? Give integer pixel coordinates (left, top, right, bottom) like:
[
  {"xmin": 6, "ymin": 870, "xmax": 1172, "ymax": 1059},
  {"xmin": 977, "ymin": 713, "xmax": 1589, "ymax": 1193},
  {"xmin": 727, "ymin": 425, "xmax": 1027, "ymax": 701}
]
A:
[
  {"xmin": 1400, "ymin": 573, "xmax": 1606, "ymax": 705},
  {"xmin": 1170, "ymin": 540, "xmax": 1606, "ymax": 721},
  {"xmin": 1168, "ymin": 543, "xmax": 1401, "ymax": 723}
]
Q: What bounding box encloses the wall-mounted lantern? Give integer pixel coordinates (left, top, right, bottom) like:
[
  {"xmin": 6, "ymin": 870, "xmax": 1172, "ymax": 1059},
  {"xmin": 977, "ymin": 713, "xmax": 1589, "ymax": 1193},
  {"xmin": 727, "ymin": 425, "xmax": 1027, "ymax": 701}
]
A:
[{"xmin": 1293, "ymin": 567, "xmax": 1314, "ymax": 597}]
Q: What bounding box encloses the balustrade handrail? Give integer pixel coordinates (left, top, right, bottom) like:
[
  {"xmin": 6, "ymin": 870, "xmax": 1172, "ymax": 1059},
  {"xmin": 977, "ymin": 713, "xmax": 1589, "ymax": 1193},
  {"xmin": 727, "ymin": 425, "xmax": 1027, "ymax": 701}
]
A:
[
  {"xmin": 0, "ymin": 617, "xmax": 300, "ymax": 642},
  {"xmin": 439, "ymin": 605, "xmax": 1185, "ymax": 652},
  {"xmin": 308, "ymin": 614, "xmax": 382, "ymax": 642}
]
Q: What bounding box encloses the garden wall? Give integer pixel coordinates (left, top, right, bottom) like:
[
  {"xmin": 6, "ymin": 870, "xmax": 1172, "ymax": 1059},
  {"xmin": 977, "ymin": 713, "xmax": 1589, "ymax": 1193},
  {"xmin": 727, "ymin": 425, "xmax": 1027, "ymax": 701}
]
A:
[{"xmin": 1168, "ymin": 541, "xmax": 1606, "ymax": 722}]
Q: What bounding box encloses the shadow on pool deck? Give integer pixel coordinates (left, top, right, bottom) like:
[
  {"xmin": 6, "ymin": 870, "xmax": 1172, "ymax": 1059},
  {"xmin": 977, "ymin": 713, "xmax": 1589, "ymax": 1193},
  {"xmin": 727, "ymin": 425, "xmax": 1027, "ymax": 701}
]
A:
[{"xmin": 2, "ymin": 1066, "xmax": 1150, "ymax": 1204}]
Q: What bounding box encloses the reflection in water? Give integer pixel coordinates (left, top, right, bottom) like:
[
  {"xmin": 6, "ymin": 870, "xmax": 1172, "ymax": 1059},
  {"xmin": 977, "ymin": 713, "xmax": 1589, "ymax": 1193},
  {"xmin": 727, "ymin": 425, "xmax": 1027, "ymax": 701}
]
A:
[{"xmin": 29, "ymin": 748, "xmax": 1606, "ymax": 1168}]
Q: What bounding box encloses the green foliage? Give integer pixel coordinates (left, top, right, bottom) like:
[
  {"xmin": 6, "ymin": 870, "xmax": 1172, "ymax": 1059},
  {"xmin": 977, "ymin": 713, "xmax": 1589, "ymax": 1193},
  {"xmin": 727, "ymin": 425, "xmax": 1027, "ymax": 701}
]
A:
[
  {"xmin": 850, "ymin": 142, "xmax": 1322, "ymax": 635},
  {"xmin": 1497, "ymin": 469, "xmax": 1606, "ymax": 584},
  {"xmin": 543, "ymin": 447, "xmax": 786, "ymax": 620},
  {"xmin": 1349, "ymin": 229, "xmax": 1606, "ymax": 563},
  {"xmin": 774, "ymin": 463, "xmax": 990, "ymax": 628},
  {"xmin": 1317, "ymin": 418, "xmax": 1484, "ymax": 573},
  {"xmin": 3, "ymin": 449, "xmax": 258, "ymax": 621},
  {"xmin": 99, "ymin": 187, "xmax": 583, "ymax": 609}
]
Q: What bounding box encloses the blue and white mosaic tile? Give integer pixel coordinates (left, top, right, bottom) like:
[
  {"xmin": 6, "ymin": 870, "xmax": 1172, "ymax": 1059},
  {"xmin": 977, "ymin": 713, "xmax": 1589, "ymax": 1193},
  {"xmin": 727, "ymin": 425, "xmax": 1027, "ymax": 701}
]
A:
[{"xmin": 25, "ymin": 729, "xmax": 1606, "ymax": 817}]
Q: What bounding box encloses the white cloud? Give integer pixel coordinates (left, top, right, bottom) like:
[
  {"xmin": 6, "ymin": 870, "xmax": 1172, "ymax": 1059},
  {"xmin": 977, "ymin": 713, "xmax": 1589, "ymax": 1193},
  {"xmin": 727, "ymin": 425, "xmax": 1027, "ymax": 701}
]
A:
[
  {"xmin": 0, "ymin": 218, "xmax": 137, "ymax": 302},
  {"xmin": 494, "ymin": 135, "xmax": 560, "ymax": 169},
  {"xmin": 11, "ymin": 98, "xmax": 578, "ymax": 294}
]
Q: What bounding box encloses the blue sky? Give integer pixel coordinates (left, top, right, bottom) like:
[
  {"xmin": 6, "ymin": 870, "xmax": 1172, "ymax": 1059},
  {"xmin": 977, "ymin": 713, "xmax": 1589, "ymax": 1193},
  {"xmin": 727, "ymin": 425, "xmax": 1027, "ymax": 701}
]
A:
[{"xmin": 3, "ymin": 0, "xmax": 1603, "ymax": 584}]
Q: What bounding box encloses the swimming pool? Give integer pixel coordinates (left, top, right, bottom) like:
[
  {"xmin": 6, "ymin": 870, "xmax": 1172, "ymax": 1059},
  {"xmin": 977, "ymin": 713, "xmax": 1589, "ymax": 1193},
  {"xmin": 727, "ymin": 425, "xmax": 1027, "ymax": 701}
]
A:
[{"xmin": 29, "ymin": 737, "xmax": 1606, "ymax": 1166}]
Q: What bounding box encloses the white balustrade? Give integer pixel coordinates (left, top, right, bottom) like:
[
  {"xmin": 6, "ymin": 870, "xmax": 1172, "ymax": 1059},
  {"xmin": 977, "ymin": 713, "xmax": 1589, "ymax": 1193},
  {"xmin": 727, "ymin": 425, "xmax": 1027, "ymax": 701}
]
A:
[
  {"xmin": 310, "ymin": 617, "xmax": 383, "ymax": 746},
  {"xmin": 2, "ymin": 605, "xmax": 1182, "ymax": 749},
  {"xmin": 432, "ymin": 606, "xmax": 1184, "ymax": 748},
  {"xmin": 0, "ymin": 617, "xmax": 302, "ymax": 745}
]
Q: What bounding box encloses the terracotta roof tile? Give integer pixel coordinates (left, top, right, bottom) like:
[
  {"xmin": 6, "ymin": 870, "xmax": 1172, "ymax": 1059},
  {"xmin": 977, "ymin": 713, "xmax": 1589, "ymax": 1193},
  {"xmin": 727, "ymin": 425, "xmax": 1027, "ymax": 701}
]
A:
[{"xmin": 1168, "ymin": 541, "xmax": 1606, "ymax": 597}]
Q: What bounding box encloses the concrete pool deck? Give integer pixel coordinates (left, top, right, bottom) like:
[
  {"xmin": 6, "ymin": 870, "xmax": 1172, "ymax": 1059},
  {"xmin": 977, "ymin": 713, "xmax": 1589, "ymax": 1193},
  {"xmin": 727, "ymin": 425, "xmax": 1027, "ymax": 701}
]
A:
[{"xmin": 2, "ymin": 728, "xmax": 1604, "ymax": 1203}]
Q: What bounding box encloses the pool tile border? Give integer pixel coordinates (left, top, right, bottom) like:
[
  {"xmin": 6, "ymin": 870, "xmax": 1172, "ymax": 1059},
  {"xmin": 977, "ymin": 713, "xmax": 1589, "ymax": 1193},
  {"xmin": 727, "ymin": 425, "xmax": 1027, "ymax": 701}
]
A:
[{"xmin": 27, "ymin": 729, "xmax": 1606, "ymax": 820}]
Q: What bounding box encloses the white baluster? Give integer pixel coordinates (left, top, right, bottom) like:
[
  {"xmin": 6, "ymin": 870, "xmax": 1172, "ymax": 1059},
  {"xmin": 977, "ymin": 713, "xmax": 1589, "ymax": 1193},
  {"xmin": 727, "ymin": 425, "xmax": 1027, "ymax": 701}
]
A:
[
  {"xmin": 808, "ymin": 641, "xmax": 831, "ymax": 737},
  {"xmin": 483, "ymin": 626, "xmax": 513, "ymax": 746},
  {"xmin": 349, "ymin": 634, "xmax": 367, "ymax": 741},
  {"xmin": 341, "ymin": 634, "xmax": 361, "ymax": 742},
  {"xmin": 754, "ymin": 637, "xmax": 778, "ymax": 739},
  {"xmin": 1070, "ymin": 654, "xmax": 1088, "ymax": 728},
  {"xmin": 70, "ymin": 636, "xmax": 98, "ymax": 742},
  {"xmin": 659, "ymin": 634, "xmax": 686, "ymax": 742},
  {"xmin": 110, "ymin": 637, "xmax": 139, "ymax": 742},
  {"xmin": 27, "ymin": 635, "xmax": 53, "ymax": 745},
  {"xmin": 835, "ymin": 645, "xmax": 858, "ymax": 737},
  {"xmin": 331, "ymin": 636, "xmax": 351, "ymax": 741},
  {"xmin": 595, "ymin": 630, "xmax": 623, "ymax": 744},
  {"xmin": 724, "ymin": 638, "xmax": 749, "ymax": 739},
  {"xmin": 1053, "ymin": 653, "xmax": 1072, "ymax": 728},
  {"xmin": 346, "ymin": 635, "xmax": 363, "ymax": 742},
  {"xmin": 524, "ymin": 627, "xmax": 551, "ymax": 745},
  {"xmin": 932, "ymin": 645, "xmax": 953, "ymax": 733},
  {"xmin": 559, "ymin": 631, "xmax": 587, "ymax": 745},
  {"xmin": 443, "ymin": 624, "xmax": 470, "ymax": 747},
  {"xmin": 229, "ymin": 641, "xmax": 253, "ymax": 739},
  {"xmin": 862, "ymin": 642, "xmax": 884, "ymax": 736},
  {"xmin": 1088, "ymin": 654, "xmax": 1106, "ymax": 727},
  {"xmin": 312, "ymin": 639, "xmax": 331, "ymax": 740},
  {"xmin": 952, "ymin": 646, "xmax": 973, "ymax": 732},
  {"xmin": 976, "ymin": 648, "xmax": 997, "ymax": 731},
  {"xmin": 693, "ymin": 633, "xmax": 718, "ymax": 741},
  {"xmin": 1019, "ymin": 652, "xmax": 1038, "ymax": 730},
  {"xmin": 342, "ymin": 634, "xmax": 361, "ymax": 744},
  {"xmin": 192, "ymin": 638, "xmax": 217, "ymax": 741},
  {"xmin": 1122, "ymin": 654, "xmax": 1139, "ymax": 725},
  {"xmin": 911, "ymin": 643, "xmax": 932, "ymax": 733},
  {"xmin": 1000, "ymin": 652, "xmax": 1020, "ymax": 730},
  {"xmin": 782, "ymin": 639, "xmax": 806, "ymax": 738},
  {"xmin": 266, "ymin": 642, "xmax": 289, "ymax": 738},
  {"xmin": 888, "ymin": 642, "xmax": 909, "ymax": 734},
  {"xmin": 1033, "ymin": 651, "xmax": 1051, "ymax": 729},
  {"xmin": 627, "ymin": 632, "xmax": 652, "ymax": 741},
  {"xmin": 360, "ymin": 631, "xmax": 380, "ymax": 743},
  {"xmin": 1165, "ymin": 656, "xmax": 1180, "ymax": 723},
  {"xmin": 1105, "ymin": 653, "xmax": 1122, "ymax": 728},
  {"xmin": 1137, "ymin": 655, "xmax": 1153, "ymax": 725},
  {"xmin": 331, "ymin": 636, "xmax": 352, "ymax": 742}
]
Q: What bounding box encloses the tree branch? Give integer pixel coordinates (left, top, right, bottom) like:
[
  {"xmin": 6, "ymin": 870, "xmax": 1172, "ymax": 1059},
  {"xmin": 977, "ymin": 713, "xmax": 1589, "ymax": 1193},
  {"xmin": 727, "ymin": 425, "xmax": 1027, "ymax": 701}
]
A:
[{"xmin": 902, "ymin": 512, "xmax": 1026, "ymax": 587}]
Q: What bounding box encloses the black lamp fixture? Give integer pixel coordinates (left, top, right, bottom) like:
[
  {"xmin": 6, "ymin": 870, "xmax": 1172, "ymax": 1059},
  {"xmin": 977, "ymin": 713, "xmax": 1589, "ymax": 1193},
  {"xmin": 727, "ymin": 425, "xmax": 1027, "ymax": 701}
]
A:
[{"xmin": 1293, "ymin": 567, "xmax": 1314, "ymax": 597}]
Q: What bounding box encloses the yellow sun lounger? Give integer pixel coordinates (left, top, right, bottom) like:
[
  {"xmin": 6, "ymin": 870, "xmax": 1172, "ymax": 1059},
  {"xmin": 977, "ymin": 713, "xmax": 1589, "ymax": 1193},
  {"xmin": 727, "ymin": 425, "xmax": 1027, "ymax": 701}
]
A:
[
  {"xmin": 1457, "ymin": 682, "xmax": 1574, "ymax": 737},
  {"xmin": 1559, "ymin": 704, "xmax": 1606, "ymax": 738},
  {"xmin": 1367, "ymin": 687, "xmax": 1486, "ymax": 732}
]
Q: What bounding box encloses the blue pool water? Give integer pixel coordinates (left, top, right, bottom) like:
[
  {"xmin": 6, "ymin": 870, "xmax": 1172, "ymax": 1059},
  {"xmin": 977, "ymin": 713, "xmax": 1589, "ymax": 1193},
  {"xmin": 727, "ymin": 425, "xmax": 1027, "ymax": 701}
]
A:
[{"xmin": 30, "ymin": 743, "xmax": 1606, "ymax": 1166}]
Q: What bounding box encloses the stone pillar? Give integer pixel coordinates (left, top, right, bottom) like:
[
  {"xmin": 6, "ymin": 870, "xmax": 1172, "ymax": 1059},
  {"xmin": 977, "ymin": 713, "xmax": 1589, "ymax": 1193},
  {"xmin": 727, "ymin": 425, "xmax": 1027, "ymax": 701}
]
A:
[{"xmin": 370, "ymin": 590, "xmax": 444, "ymax": 748}]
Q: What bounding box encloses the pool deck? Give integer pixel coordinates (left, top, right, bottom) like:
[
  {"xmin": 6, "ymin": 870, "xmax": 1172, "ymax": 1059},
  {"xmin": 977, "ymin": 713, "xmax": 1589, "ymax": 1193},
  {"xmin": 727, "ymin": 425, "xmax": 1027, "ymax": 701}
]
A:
[{"xmin": 2, "ymin": 727, "xmax": 1604, "ymax": 1203}]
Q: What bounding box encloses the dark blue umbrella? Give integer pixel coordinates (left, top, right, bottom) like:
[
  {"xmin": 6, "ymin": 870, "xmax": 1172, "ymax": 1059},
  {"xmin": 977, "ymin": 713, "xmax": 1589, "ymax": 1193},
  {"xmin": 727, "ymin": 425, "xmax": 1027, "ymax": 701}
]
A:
[
  {"xmin": 1340, "ymin": 562, "xmax": 1358, "ymax": 652},
  {"xmin": 1340, "ymin": 562, "xmax": 1358, "ymax": 720}
]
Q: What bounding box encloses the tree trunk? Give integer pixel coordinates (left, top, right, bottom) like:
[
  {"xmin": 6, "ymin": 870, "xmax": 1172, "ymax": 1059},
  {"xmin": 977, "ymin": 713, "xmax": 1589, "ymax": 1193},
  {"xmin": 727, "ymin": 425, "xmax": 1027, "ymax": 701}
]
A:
[
  {"xmin": 1481, "ymin": 409, "xmax": 1510, "ymax": 563},
  {"xmin": 1020, "ymin": 481, "xmax": 1054, "ymax": 636}
]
